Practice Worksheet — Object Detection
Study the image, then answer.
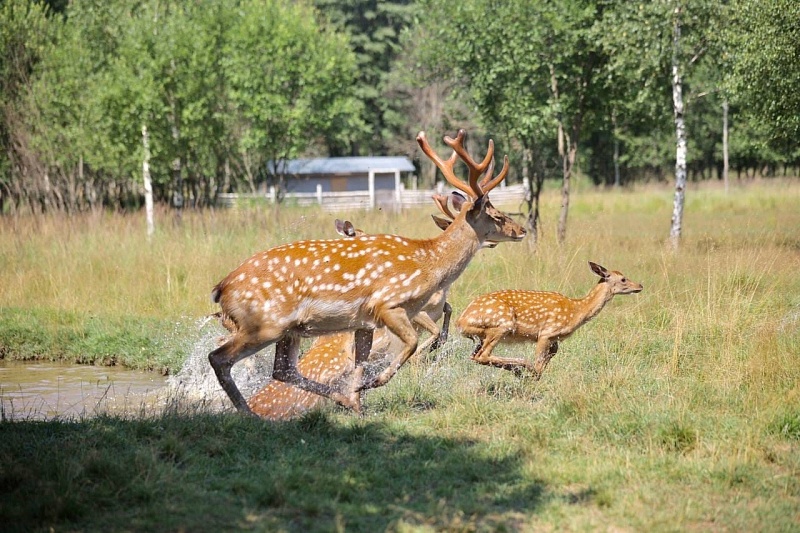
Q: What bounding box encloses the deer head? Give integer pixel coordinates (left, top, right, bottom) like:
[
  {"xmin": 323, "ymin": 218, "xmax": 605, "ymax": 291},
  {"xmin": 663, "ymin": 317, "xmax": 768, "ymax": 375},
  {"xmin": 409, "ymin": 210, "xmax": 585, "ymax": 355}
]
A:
[{"xmin": 418, "ymin": 130, "xmax": 525, "ymax": 245}]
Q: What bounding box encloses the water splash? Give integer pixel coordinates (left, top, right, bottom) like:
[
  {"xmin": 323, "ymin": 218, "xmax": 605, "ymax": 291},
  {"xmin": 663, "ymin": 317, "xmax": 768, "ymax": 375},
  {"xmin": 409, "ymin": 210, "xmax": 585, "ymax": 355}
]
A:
[{"xmin": 165, "ymin": 316, "xmax": 273, "ymax": 412}]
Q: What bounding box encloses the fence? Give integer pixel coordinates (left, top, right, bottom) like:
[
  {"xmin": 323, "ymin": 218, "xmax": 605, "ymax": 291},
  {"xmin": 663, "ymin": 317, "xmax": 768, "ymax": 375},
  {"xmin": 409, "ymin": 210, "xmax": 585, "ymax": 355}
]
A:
[{"xmin": 218, "ymin": 180, "xmax": 529, "ymax": 212}]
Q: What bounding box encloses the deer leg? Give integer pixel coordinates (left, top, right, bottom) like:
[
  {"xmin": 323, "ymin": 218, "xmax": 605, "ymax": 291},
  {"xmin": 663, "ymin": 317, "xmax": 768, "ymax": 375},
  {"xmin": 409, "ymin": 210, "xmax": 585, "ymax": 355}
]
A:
[
  {"xmin": 531, "ymin": 338, "xmax": 558, "ymax": 380},
  {"xmin": 429, "ymin": 301, "xmax": 452, "ymax": 352},
  {"xmin": 411, "ymin": 312, "xmax": 444, "ymax": 360},
  {"xmin": 353, "ymin": 328, "xmax": 373, "ymax": 365},
  {"xmin": 209, "ymin": 337, "xmax": 269, "ymax": 414},
  {"xmin": 359, "ymin": 308, "xmax": 419, "ymax": 391},
  {"xmin": 272, "ymin": 335, "xmax": 362, "ymax": 413},
  {"xmin": 470, "ymin": 328, "xmax": 534, "ymax": 374}
]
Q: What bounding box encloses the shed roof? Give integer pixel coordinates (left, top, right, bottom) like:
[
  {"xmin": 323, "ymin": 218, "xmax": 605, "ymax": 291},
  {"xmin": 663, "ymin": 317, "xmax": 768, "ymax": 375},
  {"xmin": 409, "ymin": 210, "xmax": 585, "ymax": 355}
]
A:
[{"xmin": 271, "ymin": 156, "xmax": 415, "ymax": 176}]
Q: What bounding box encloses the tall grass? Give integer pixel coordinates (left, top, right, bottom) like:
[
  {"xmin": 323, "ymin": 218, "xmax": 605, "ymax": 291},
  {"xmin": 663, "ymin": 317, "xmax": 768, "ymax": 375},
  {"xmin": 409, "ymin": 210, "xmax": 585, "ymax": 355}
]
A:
[{"xmin": 1, "ymin": 179, "xmax": 799, "ymax": 531}]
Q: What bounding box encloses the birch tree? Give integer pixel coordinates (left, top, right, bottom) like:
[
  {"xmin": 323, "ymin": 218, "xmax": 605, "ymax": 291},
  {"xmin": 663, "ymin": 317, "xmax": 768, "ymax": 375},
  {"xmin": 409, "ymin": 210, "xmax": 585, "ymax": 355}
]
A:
[{"xmin": 598, "ymin": 0, "xmax": 721, "ymax": 250}]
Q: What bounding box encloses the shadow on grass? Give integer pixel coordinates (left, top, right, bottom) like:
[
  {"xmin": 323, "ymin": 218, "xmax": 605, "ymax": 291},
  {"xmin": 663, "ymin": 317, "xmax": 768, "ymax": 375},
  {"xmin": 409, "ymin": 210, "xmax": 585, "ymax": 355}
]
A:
[{"xmin": 0, "ymin": 411, "xmax": 544, "ymax": 532}]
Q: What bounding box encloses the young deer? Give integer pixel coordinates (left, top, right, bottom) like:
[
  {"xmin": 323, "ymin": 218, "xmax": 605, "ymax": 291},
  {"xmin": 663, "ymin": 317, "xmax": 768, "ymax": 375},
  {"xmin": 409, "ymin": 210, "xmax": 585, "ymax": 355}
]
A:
[
  {"xmin": 457, "ymin": 262, "xmax": 643, "ymax": 379},
  {"xmin": 247, "ymin": 218, "xmax": 454, "ymax": 420},
  {"xmin": 209, "ymin": 129, "xmax": 526, "ymax": 414}
]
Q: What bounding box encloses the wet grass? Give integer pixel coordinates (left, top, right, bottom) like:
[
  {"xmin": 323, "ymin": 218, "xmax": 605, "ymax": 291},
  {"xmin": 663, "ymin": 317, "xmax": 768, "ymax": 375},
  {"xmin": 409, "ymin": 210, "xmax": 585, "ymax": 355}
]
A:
[{"xmin": 1, "ymin": 179, "xmax": 799, "ymax": 531}]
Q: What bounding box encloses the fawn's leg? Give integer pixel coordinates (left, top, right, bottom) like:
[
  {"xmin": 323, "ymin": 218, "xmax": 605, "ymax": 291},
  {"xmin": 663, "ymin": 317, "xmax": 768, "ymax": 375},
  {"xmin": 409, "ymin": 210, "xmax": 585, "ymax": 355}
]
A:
[
  {"xmin": 272, "ymin": 335, "xmax": 361, "ymax": 412},
  {"xmin": 532, "ymin": 338, "xmax": 559, "ymax": 380},
  {"xmin": 429, "ymin": 302, "xmax": 452, "ymax": 352},
  {"xmin": 470, "ymin": 328, "xmax": 534, "ymax": 374}
]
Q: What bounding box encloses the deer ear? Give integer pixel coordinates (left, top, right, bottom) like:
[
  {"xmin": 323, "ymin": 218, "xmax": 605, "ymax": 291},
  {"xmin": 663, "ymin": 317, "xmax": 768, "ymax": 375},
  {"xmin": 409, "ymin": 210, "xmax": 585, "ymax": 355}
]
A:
[
  {"xmin": 450, "ymin": 191, "xmax": 467, "ymax": 211},
  {"xmin": 431, "ymin": 214, "xmax": 451, "ymax": 232},
  {"xmin": 343, "ymin": 220, "xmax": 356, "ymax": 237},
  {"xmin": 589, "ymin": 261, "xmax": 609, "ymax": 279},
  {"xmin": 334, "ymin": 219, "xmax": 345, "ymax": 235}
]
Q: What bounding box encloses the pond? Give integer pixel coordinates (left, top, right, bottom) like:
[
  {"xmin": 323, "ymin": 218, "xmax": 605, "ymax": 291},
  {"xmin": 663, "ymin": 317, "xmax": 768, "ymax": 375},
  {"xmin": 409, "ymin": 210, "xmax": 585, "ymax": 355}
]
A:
[{"xmin": 0, "ymin": 360, "xmax": 169, "ymax": 421}]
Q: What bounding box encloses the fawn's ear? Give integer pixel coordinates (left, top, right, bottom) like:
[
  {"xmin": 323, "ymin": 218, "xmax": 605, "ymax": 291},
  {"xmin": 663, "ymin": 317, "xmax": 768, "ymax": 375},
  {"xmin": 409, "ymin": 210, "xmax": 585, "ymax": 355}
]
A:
[
  {"xmin": 343, "ymin": 220, "xmax": 357, "ymax": 237},
  {"xmin": 431, "ymin": 214, "xmax": 451, "ymax": 232},
  {"xmin": 334, "ymin": 218, "xmax": 345, "ymax": 235},
  {"xmin": 589, "ymin": 261, "xmax": 610, "ymax": 279}
]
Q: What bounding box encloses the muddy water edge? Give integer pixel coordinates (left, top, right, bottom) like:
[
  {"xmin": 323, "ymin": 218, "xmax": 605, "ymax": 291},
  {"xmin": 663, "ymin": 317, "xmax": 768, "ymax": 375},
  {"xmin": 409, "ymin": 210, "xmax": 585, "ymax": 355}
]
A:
[{"xmin": 0, "ymin": 360, "xmax": 169, "ymax": 420}]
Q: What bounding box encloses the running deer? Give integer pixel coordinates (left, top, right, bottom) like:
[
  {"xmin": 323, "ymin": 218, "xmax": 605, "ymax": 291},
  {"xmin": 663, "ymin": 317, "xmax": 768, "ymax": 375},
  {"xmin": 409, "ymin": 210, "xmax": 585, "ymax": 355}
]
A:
[
  {"xmin": 457, "ymin": 262, "xmax": 643, "ymax": 378},
  {"xmin": 247, "ymin": 218, "xmax": 453, "ymax": 420},
  {"xmin": 333, "ymin": 218, "xmax": 453, "ymax": 350},
  {"xmin": 208, "ymin": 129, "xmax": 526, "ymax": 414}
]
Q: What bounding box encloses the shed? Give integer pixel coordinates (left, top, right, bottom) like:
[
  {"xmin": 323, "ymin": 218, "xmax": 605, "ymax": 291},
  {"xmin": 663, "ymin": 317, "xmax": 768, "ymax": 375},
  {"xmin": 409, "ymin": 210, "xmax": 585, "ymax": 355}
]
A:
[{"xmin": 269, "ymin": 156, "xmax": 416, "ymax": 206}]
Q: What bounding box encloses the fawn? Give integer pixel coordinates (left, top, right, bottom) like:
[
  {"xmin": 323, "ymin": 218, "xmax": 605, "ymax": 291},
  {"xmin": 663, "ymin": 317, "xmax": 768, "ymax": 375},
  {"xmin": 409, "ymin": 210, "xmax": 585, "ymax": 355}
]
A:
[
  {"xmin": 456, "ymin": 262, "xmax": 643, "ymax": 378},
  {"xmin": 209, "ymin": 129, "xmax": 526, "ymax": 414}
]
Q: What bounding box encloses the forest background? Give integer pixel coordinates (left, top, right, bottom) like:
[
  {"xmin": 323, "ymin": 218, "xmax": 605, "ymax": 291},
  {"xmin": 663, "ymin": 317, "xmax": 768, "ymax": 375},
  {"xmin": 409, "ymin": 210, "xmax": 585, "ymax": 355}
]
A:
[{"xmin": 1, "ymin": 0, "xmax": 798, "ymax": 220}]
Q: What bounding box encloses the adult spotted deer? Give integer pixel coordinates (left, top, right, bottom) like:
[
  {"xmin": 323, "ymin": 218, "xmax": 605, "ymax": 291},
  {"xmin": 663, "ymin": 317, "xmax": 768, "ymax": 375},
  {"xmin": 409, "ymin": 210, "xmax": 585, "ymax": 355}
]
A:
[
  {"xmin": 457, "ymin": 262, "xmax": 643, "ymax": 379},
  {"xmin": 209, "ymin": 129, "xmax": 526, "ymax": 414},
  {"xmin": 247, "ymin": 218, "xmax": 453, "ymax": 420}
]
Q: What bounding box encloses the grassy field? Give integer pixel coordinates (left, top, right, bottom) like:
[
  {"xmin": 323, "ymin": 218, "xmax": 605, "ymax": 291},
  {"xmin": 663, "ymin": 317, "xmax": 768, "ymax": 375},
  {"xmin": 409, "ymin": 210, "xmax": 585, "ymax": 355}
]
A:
[{"xmin": 1, "ymin": 178, "xmax": 799, "ymax": 531}]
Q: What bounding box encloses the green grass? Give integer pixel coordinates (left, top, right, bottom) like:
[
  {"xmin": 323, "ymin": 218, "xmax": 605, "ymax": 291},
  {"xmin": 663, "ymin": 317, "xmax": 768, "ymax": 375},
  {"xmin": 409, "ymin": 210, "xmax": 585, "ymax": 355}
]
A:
[
  {"xmin": 1, "ymin": 179, "xmax": 799, "ymax": 531},
  {"xmin": 0, "ymin": 307, "xmax": 187, "ymax": 372}
]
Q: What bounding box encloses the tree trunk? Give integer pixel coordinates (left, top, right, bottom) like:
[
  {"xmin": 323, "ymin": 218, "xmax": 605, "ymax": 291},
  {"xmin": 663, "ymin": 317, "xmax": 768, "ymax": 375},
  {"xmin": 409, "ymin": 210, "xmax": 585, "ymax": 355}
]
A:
[
  {"xmin": 722, "ymin": 99, "xmax": 729, "ymax": 194},
  {"xmin": 522, "ymin": 146, "xmax": 543, "ymax": 249},
  {"xmin": 550, "ymin": 64, "xmax": 570, "ymax": 244},
  {"xmin": 669, "ymin": 9, "xmax": 687, "ymax": 252},
  {"xmin": 557, "ymin": 136, "xmax": 577, "ymax": 244},
  {"xmin": 142, "ymin": 125, "xmax": 155, "ymax": 240}
]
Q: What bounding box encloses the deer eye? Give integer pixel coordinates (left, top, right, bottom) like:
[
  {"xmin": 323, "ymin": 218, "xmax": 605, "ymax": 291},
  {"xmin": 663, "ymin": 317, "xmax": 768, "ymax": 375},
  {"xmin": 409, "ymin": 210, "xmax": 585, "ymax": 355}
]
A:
[{"xmin": 621, "ymin": 278, "xmax": 627, "ymax": 282}]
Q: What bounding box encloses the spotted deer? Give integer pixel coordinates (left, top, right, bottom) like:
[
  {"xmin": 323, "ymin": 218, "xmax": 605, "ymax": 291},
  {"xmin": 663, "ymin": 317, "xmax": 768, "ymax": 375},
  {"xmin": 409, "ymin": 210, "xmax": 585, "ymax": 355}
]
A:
[
  {"xmin": 209, "ymin": 129, "xmax": 526, "ymax": 414},
  {"xmin": 457, "ymin": 262, "xmax": 643, "ymax": 378},
  {"xmin": 247, "ymin": 218, "xmax": 454, "ymax": 420}
]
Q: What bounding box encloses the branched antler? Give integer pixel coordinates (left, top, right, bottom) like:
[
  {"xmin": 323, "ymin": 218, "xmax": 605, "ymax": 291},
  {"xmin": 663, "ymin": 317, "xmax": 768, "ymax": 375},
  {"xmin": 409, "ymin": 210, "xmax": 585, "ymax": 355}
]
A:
[{"xmin": 417, "ymin": 129, "xmax": 509, "ymax": 199}]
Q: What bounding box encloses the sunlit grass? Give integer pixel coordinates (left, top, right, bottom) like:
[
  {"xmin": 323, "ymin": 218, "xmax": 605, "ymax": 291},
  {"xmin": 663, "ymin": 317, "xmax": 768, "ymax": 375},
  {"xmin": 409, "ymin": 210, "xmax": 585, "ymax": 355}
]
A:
[{"xmin": 1, "ymin": 178, "xmax": 799, "ymax": 531}]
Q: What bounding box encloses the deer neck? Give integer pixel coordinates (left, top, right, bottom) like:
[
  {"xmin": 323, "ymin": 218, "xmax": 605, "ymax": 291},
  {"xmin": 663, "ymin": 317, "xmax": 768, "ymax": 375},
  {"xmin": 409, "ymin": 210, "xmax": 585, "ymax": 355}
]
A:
[
  {"xmin": 425, "ymin": 213, "xmax": 481, "ymax": 288},
  {"xmin": 575, "ymin": 281, "xmax": 614, "ymax": 324}
]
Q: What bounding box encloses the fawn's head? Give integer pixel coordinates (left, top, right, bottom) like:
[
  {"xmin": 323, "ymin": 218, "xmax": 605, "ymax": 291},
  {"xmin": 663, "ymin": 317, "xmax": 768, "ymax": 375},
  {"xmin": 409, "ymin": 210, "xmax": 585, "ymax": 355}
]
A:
[
  {"xmin": 589, "ymin": 261, "xmax": 644, "ymax": 295},
  {"xmin": 418, "ymin": 130, "xmax": 526, "ymax": 245}
]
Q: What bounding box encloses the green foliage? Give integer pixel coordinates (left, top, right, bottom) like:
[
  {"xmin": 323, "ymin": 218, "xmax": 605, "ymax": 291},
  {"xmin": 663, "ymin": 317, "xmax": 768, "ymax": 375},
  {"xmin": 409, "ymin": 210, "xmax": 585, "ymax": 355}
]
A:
[
  {"xmin": 313, "ymin": 0, "xmax": 415, "ymax": 154},
  {"xmin": 726, "ymin": 0, "xmax": 800, "ymax": 143},
  {"xmin": 1, "ymin": 0, "xmax": 799, "ymax": 216},
  {"xmin": 10, "ymin": 0, "xmax": 363, "ymax": 210}
]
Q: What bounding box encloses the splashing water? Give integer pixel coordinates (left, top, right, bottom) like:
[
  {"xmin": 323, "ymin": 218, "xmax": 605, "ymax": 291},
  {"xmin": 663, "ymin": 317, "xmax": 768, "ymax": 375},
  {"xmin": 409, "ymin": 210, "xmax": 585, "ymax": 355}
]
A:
[{"xmin": 166, "ymin": 316, "xmax": 273, "ymax": 412}]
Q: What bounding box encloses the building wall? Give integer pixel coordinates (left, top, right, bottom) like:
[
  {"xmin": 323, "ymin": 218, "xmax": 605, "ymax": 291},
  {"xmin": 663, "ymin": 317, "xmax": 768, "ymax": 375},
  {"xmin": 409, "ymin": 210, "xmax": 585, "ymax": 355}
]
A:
[{"xmin": 287, "ymin": 172, "xmax": 397, "ymax": 193}]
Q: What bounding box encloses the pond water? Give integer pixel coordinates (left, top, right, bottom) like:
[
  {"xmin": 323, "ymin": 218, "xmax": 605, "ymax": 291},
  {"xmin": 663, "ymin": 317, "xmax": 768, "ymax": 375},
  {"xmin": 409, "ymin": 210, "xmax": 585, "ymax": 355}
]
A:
[
  {"xmin": 0, "ymin": 328, "xmax": 276, "ymax": 421},
  {"xmin": 0, "ymin": 360, "xmax": 169, "ymax": 421}
]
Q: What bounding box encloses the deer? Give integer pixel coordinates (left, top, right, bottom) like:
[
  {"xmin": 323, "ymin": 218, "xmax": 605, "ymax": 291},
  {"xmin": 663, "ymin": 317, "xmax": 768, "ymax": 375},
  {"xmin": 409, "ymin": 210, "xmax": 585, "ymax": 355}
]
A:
[
  {"xmin": 208, "ymin": 129, "xmax": 526, "ymax": 415},
  {"xmin": 246, "ymin": 217, "xmax": 455, "ymax": 421},
  {"xmin": 456, "ymin": 262, "xmax": 643, "ymax": 379}
]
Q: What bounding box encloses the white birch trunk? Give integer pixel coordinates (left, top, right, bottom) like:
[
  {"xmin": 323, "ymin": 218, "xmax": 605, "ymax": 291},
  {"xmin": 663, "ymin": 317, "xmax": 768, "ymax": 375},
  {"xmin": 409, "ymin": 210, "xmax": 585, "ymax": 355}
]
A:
[
  {"xmin": 669, "ymin": 9, "xmax": 687, "ymax": 251},
  {"xmin": 142, "ymin": 125, "xmax": 155, "ymax": 240}
]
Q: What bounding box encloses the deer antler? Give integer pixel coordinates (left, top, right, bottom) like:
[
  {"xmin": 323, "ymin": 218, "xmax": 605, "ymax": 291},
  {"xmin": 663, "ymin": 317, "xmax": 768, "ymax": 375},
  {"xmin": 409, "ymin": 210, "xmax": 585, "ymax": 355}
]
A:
[
  {"xmin": 431, "ymin": 193, "xmax": 458, "ymax": 220},
  {"xmin": 417, "ymin": 130, "xmax": 509, "ymax": 199}
]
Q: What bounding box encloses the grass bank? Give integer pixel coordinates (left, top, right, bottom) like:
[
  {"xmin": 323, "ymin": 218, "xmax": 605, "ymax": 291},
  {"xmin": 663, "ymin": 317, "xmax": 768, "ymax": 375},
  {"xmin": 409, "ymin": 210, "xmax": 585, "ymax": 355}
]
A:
[{"xmin": 1, "ymin": 179, "xmax": 799, "ymax": 531}]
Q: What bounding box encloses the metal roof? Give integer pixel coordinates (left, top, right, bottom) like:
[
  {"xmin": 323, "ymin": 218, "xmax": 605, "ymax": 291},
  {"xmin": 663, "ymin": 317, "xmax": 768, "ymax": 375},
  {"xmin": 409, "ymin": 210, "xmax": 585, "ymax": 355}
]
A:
[{"xmin": 270, "ymin": 156, "xmax": 415, "ymax": 175}]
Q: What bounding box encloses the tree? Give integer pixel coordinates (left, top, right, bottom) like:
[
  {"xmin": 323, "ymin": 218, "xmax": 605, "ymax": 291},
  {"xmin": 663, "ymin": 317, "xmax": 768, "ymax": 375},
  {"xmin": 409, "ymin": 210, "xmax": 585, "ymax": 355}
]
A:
[
  {"xmin": 414, "ymin": 0, "xmax": 604, "ymax": 245},
  {"xmin": 9, "ymin": 0, "xmax": 363, "ymax": 213},
  {"xmin": 0, "ymin": 0, "xmax": 52, "ymax": 214},
  {"xmin": 726, "ymin": 0, "xmax": 800, "ymax": 145},
  {"xmin": 225, "ymin": 0, "xmax": 362, "ymax": 200},
  {"xmin": 598, "ymin": 0, "xmax": 723, "ymax": 249},
  {"xmin": 313, "ymin": 0, "xmax": 415, "ymax": 155}
]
